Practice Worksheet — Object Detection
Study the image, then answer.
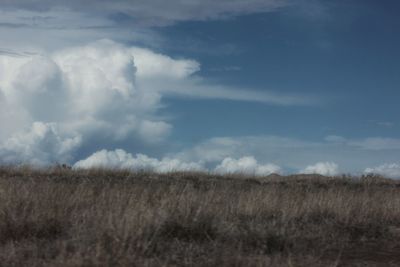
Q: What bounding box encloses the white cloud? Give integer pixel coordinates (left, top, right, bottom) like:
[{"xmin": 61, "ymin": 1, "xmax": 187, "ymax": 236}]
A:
[
  {"xmin": 74, "ymin": 149, "xmax": 281, "ymax": 175},
  {"xmin": 214, "ymin": 156, "xmax": 281, "ymax": 175},
  {"xmin": 0, "ymin": 122, "xmax": 81, "ymax": 165},
  {"xmin": 364, "ymin": 163, "xmax": 400, "ymax": 179},
  {"xmin": 300, "ymin": 162, "xmax": 339, "ymax": 176},
  {"xmin": 74, "ymin": 149, "xmax": 205, "ymax": 172},
  {"xmin": 0, "ymin": 2, "xmax": 317, "ymax": 168},
  {"xmin": 1, "ymin": 39, "xmax": 310, "ymax": 165},
  {"xmin": 1, "ymin": 40, "xmax": 173, "ymax": 141},
  {"xmin": 129, "ymin": 47, "xmax": 200, "ymax": 79},
  {"xmin": 0, "ymin": 40, "xmax": 176, "ymax": 164}
]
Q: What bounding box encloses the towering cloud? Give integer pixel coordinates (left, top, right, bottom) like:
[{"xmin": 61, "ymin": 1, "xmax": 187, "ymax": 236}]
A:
[
  {"xmin": 0, "ymin": 39, "xmax": 310, "ymax": 166},
  {"xmin": 0, "ymin": 40, "xmax": 186, "ymax": 164}
]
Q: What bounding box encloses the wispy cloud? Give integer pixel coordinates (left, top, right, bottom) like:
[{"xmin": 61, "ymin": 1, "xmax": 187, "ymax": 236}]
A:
[
  {"xmin": 1, "ymin": 0, "xmax": 291, "ymax": 26},
  {"xmin": 377, "ymin": 122, "xmax": 395, "ymax": 128},
  {"xmin": 147, "ymin": 80, "xmax": 316, "ymax": 106},
  {"xmin": 0, "ymin": 1, "xmax": 292, "ymax": 52},
  {"xmin": 325, "ymin": 135, "xmax": 400, "ymax": 150},
  {"xmin": 175, "ymin": 135, "xmax": 400, "ymax": 173},
  {"xmin": 0, "ymin": 48, "xmax": 36, "ymax": 57}
]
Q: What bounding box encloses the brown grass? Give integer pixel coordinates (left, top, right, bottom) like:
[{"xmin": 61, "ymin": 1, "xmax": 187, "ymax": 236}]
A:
[{"xmin": 0, "ymin": 165, "xmax": 400, "ymax": 266}]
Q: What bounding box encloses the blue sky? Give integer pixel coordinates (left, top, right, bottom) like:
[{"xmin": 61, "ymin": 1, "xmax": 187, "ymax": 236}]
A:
[
  {"xmin": 162, "ymin": 1, "xmax": 400, "ymax": 140},
  {"xmin": 0, "ymin": 0, "xmax": 399, "ymax": 177}
]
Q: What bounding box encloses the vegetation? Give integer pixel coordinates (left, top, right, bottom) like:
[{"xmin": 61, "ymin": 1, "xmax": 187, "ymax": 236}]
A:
[{"xmin": 0, "ymin": 166, "xmax": 400, "ymax": 266}]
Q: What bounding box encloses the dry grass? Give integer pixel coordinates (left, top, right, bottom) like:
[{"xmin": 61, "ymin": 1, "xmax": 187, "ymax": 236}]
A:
[{"xmin": 0, "ymin": 165, "xmax": 400, "ymax": 266}]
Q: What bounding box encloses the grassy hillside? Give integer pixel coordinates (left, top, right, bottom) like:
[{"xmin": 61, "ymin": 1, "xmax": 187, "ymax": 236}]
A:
[{"xmin": 0, "ymin": 166, "xmax": 400, "ymax": 266}]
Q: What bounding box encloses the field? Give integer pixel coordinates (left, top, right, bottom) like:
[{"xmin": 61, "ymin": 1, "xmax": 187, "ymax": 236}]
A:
[{"xmin": 0, "ymin": 166, "xmax": 400, "ymax": 266}]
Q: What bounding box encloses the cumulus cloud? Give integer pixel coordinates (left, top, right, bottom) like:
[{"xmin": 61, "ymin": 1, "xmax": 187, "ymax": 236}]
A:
[
  {"xmin": 364, "ymin": 163, "xmax": 400, "ymax": 179},
  {"xmin": 214, "ymin": 156, "xmax": 281, "ymax": 175},
  {"xmin": 0, "ymin": 1, "xmax": 318, "ymax": 168},
  {"xmin": 74, "ymin": 149, "xmax": 205, "ymax": 172},
  {"xmin": 1, "ymin": 39, "xmax": 309, "ymax": 165},
  {"xmin": 0, "ymin": 122, "xmax": 81, "ymax": 165},
  {"xmin": 300, "ymin": 162, "xmax": 339, "ymax": 176},
  {"xmin": 0, "ymin": 40, "xmax": 178, "ymax": 164},
  {"xmin": 74, "ymin": 150, "xmax": 281, "ymax": 176}
]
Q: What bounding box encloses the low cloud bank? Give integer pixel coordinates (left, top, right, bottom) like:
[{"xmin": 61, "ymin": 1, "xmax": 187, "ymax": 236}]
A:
[
  {"xmin": 364, "ymin": 163, "xmax": 400, "ymax": 179},
  {"xmin": 74, "ymin": 149, "xmax": 205, "ymax": 173},
  {"xmin": 75, "ymin": 151, "xmax": 400, "ymax": 179},
  {"xmin": 214, "ymin": 156, "xmax": 281, "ymax": 175},
  {"xmin": 74, "ymin": 149, "xmax": 281, "ymax": 175},
  {"xmin": 300, "ymin": 162, "xmax": 339, "ymax": 176}
]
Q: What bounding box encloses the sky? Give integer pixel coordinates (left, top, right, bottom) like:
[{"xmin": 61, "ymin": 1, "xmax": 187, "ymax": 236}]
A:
[{"xmin": 0, "ymin": 0, "xmax": 399, "ymax": 177}]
